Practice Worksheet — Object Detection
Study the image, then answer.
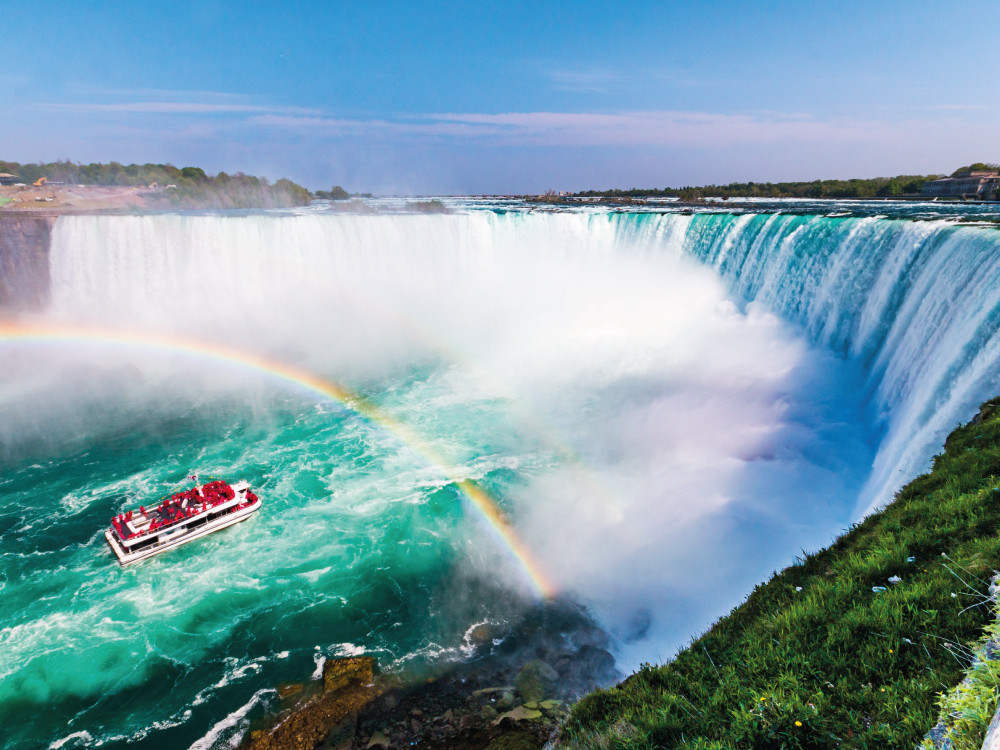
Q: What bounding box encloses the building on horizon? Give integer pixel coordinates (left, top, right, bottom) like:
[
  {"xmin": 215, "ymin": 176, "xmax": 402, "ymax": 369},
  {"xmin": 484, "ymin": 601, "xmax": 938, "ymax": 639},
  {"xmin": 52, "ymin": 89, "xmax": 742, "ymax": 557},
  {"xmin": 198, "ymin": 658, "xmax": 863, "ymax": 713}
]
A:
[
  {"xmin": 0, "ymin": 173, "xmax": 19, "ymax": 186},
  {"xmin": 921, "ymin": 170, "xmax": 1000, "ymax": 199}
]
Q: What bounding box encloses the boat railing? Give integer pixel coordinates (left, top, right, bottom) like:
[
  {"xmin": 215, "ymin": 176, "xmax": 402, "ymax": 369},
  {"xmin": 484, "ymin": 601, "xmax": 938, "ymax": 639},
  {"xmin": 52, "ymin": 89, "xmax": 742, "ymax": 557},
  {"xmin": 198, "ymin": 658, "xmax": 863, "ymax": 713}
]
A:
[{"xmin": 113, "ymin": 484, "xmax": 258, "ymax": 548}]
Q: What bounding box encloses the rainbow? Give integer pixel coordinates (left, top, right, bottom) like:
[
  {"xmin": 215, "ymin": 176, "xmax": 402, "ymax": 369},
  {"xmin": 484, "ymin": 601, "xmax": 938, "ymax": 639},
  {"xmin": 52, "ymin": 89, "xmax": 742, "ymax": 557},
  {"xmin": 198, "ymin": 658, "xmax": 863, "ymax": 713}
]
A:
[{"xmin": 0, "ymin": 320, "xmax": 555, "ymax": 598}]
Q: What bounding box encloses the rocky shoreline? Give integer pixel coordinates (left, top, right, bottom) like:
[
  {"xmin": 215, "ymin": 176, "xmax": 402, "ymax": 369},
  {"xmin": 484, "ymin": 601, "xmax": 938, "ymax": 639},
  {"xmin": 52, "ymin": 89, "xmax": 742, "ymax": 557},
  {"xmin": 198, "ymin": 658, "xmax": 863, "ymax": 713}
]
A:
[{"xmin": 241, "ymin": 602, "xmax": 619, "ymax": 750}]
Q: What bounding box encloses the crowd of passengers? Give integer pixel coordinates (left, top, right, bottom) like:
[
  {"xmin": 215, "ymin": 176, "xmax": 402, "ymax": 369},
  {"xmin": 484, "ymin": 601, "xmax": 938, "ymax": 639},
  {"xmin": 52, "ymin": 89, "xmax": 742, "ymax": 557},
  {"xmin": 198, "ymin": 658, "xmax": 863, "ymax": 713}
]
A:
[{"xmin": 111, "ymin": 481, "xmax": 259, "ymax": 540}]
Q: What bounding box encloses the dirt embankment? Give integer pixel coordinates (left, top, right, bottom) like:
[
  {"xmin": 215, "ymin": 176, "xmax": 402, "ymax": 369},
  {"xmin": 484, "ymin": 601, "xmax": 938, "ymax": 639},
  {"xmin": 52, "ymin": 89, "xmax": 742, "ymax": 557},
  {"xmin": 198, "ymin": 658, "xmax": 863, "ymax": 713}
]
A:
[{"xmin": 0, "ymin": 184, "xmax": 155, "ymax": 213}]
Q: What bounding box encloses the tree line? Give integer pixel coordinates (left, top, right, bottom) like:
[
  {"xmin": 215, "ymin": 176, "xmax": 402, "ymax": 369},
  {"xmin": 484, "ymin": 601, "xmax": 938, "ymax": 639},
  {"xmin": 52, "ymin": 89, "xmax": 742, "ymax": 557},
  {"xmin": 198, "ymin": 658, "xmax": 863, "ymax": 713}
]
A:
[
  {"xmin": 0, "ymin": 160, "xmax": 313, "ymax": 209},
  {"xmin": 574, "ymin": 173, "xmax": 944, "ymax": 201}
]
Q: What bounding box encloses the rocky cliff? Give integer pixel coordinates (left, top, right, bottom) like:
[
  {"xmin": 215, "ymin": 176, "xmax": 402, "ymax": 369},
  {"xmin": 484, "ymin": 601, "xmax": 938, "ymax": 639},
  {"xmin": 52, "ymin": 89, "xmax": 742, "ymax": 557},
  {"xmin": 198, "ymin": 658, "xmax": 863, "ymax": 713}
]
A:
[{"xmin": 0, "ymin": 214, "xmax": 54, "ymax": 311}]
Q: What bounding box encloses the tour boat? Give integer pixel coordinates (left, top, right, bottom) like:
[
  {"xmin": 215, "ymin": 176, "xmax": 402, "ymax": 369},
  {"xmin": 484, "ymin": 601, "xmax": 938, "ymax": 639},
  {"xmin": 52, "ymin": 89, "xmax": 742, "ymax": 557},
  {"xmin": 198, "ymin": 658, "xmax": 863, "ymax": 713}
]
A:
[{"xmin": 105, "ymin": 479, "xmax": 260, "ymax": 566}]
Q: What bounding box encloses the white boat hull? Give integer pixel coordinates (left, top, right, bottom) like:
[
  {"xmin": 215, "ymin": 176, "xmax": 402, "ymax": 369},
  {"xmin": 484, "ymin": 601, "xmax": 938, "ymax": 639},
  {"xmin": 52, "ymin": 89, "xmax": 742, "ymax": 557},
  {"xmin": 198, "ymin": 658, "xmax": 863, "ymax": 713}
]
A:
[{"xmin": 106, "ymin": 493, "xmax": 260, "ymax": 566}]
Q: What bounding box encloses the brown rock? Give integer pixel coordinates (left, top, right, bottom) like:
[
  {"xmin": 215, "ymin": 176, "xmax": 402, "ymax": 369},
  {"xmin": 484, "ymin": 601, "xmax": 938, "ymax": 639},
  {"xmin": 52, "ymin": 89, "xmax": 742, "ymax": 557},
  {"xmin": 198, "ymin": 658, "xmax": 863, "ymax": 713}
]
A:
[
  {"xmin": 492, "ymin": 706, "xmax": 543, "ymax": 725},
  {"xmin": 323, "ymin": 656, "xmax": 375, "ymax": 694},
  {"xmin": 469, "ymin": 623, "xmax": 494, "ymax": 643},
  {"xmin": 246, "ymin": 658, "xmax": 382, "ymax": 750},
  {"xmin": 277, "ymin": 682, "xmax": 306, "ymax": 700}
]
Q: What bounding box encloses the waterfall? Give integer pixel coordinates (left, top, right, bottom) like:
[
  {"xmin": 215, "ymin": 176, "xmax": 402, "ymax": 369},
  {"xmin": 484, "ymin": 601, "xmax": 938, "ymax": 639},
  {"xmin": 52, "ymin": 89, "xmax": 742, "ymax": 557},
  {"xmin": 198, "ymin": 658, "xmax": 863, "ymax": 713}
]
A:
[
  {"xmin": 50, "ymin": 210, "xmax": 1000, "ymax": 517},
  {"xmin": 30, "ymin": 208, "xmax": 1000, "ymax": 665},
  {"xmin": 652, "ymin": 212, "xmax": 1000, "ymax": 515}
]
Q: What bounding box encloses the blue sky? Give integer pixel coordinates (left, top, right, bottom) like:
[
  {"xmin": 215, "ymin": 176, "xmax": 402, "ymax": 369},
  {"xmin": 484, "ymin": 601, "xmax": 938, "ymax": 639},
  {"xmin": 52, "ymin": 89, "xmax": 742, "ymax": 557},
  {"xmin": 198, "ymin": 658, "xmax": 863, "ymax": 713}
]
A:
[{"xmin": 2, "ymin": 2, "xmax": 998, "ymax": 193}]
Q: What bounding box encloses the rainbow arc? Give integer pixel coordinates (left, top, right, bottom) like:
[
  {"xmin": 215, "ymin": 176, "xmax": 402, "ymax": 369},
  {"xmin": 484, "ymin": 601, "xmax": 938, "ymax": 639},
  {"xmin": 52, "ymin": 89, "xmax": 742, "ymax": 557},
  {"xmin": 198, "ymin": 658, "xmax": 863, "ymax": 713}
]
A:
[{"xmin": 0, "ymin": 320, "xmax": 555, "ymax": 599}]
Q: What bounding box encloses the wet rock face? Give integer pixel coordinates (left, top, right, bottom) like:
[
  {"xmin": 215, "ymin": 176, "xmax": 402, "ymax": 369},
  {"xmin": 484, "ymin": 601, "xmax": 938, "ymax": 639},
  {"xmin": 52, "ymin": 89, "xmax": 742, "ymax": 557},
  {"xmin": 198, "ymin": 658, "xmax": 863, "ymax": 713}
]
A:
[
  {"xmin": 0, "ymin": 215, "xmax": 53, "ymax": 311},
  {"xmin": 514, "ymin": 661, "xmax": 557, "ymax": 704},
  {"xmin": 246, "ymin": 601, "xmax": 620, "ymax": 750},
  {"xmin": 246, "ymin": 657, "xmax": 381, "ymax": 750},
  {"xmin": 347, "ymin": 600, "xmax": 621, "ymax": 750},
  {"xmin": 324, "ymin": 657, "xmax": 376, "ymax": 694}
]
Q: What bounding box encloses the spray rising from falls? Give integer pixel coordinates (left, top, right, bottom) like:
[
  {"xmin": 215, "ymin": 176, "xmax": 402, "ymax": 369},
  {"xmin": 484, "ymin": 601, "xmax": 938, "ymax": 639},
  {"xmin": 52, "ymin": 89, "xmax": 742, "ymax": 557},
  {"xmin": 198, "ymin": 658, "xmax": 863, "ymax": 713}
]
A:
[
  {"xmin": 1, "ymin": 209, "xmax": 998, "ymax": 748},
  {"xmin": 642, "ymin": 212, "xmax": 1000, "ymax": 517}
]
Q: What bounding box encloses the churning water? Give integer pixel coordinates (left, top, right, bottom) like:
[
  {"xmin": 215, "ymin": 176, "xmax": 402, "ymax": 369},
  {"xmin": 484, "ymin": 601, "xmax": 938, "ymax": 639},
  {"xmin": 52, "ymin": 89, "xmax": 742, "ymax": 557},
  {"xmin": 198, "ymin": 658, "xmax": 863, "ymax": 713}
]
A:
[{"xmin": 2, "ymin": 204, "xmax": 999, "ymax": 748}]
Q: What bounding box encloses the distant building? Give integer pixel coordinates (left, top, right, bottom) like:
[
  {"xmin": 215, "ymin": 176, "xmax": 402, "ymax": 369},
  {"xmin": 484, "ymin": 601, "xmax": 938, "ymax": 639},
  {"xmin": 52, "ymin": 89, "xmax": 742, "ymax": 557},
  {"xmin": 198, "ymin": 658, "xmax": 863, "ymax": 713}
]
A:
[
  {"xmin": 0, "ymin": 173, "xmax": 18, "ymax": 186},
  {"xmin": 921, "ymin": 170, "xmax": 1000, "ymax": 198}
]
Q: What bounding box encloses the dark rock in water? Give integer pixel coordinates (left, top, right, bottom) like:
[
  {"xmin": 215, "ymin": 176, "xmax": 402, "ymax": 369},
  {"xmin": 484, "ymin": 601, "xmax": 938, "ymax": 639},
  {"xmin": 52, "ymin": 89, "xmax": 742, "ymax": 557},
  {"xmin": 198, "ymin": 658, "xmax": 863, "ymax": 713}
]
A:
[
  {"xmin": 246, "ymin": 657, "xmax": 382, "ymax": 750},
  {"xmin": 278, "ymin": 682, "xmax": 306, "ymax": 700},
  {"xmin": 251, "ymin": 599, "xmax": 618, "ymax": 749},
  {"xmin": 515, "ymin": 660, "xmax": 557, "ymax": 703},
  {"xmin": 325, "ymin": 656, "xmax": 375, "ymax": 694},
  {"xmin": 469, "ymin": 622, "xmax": 496, "ymax": 643}
]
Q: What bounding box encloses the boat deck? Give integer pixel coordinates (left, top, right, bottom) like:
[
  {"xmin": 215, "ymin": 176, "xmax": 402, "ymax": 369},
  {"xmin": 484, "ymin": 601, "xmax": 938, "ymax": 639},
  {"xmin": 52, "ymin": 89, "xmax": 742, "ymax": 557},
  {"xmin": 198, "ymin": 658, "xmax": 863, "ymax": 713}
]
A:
[{"xmin": 106, "ymin": 479, "xmax": 260, "ymax": 565}]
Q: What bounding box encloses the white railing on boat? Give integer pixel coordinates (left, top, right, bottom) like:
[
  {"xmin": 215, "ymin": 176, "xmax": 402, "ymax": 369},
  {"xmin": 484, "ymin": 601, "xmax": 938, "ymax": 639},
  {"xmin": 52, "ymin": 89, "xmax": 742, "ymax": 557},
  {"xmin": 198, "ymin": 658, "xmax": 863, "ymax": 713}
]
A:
[{"xmin": 105, "ymin": 480, "xmax": 260, "ymax": 565}]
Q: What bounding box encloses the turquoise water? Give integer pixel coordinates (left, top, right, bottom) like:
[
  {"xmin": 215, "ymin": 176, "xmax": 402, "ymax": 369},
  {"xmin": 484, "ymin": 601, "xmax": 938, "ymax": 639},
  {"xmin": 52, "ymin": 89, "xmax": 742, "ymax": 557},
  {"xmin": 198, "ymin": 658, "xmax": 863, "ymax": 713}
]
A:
[
  {"xmin": 2, "ymin": 363, "xmax": 549, "ymax": 749},
  {"xmin": 3, "ymin": 206, "xmax": 999, "ymax": 748}
]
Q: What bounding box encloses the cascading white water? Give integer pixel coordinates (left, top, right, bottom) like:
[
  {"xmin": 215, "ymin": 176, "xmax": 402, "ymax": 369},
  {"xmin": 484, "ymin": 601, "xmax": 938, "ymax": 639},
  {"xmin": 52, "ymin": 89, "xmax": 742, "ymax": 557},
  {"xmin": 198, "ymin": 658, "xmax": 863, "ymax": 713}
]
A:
[
  {"xmin": 39, "ymin": 210, "xmax": 882, "ymax": 668},
  {"xmin": 7, "ymin": 207, "xmax": 999, "ymax": 748},
  {"xmin": 42, "ymin": 211, "xmax": 1000, "ymax": 634},
  {"xmin": 648, "ymin": 212, "xmax": 1000, "ymax": 517}
]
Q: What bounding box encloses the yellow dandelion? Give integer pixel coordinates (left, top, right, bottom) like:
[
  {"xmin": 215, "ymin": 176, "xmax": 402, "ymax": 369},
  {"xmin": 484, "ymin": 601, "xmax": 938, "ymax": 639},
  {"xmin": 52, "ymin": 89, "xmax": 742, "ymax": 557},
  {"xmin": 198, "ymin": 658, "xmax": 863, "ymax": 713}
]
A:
[
  {"xmin": 889, "ymin": 649, "xmax": 894, "ymax": 654},
  {"xmin": 795, "ymin": 720, "xmax": 802, "ymax": 727}
]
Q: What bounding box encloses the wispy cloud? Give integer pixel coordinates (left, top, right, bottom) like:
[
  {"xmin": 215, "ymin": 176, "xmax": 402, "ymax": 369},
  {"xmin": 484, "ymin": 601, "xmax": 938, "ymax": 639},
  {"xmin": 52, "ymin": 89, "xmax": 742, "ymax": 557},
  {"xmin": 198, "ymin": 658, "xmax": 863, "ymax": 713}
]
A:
[
  {"xmin": 77, "ymin": 86, "xmax": 254, "ymax": 102},
  {"xmin": 249, "ymin": 109, "xmax": 939, "ymax": 150},
  {"xmin": 37, "ymin": 88, "xmax": 317, "ymax": 117},
  {"xmin": 42, "ymin": 101, "xmax": 318, "ymax": 115}
]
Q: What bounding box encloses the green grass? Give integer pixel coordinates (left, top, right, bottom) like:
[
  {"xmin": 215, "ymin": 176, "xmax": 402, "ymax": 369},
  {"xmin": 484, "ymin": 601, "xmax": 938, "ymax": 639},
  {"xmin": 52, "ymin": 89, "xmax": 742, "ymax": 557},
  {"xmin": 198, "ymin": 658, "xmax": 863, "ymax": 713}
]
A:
[
  {"xmin": 0, "ymin": 197, "xmax": 12, "ymax": 207},
  {"xmin": 918, "ymin": 602, "xmax": 1000, "ymax": 750},
  {"xmin": 561, "ymin": 397, "xmax": 1000, "ymax": 749}
]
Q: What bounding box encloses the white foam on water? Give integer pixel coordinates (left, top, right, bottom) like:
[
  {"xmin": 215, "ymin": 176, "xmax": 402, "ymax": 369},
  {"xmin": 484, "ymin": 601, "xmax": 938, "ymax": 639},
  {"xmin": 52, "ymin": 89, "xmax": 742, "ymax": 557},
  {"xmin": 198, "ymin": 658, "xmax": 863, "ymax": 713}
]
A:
[
  {"xmin": 311, "ymin": 649, "xmax": 325, "ymax": 681},
  {"xmin": 187, "ymin": 689, "xmax": 274, "ymax": 750},
  {"xmin": 49, "ymin": 731, "xmax": 93, "ymax": 749}
]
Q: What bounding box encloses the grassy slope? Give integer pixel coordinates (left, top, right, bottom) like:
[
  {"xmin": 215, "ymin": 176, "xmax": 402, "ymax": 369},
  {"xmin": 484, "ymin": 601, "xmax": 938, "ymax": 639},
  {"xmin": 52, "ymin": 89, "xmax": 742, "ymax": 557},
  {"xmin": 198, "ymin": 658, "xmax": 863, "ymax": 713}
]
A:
[{"xmin": 561, "ymin": 397, "xmax": 1000, "ymax": 749}]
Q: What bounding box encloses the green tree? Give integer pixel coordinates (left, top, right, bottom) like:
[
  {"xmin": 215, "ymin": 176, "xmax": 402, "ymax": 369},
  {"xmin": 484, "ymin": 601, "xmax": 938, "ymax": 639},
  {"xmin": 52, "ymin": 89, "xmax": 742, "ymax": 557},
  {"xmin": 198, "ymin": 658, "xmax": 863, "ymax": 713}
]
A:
[{"xmin": 180, "ymin": 166, "xmax": 208, "ymax": 182}]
